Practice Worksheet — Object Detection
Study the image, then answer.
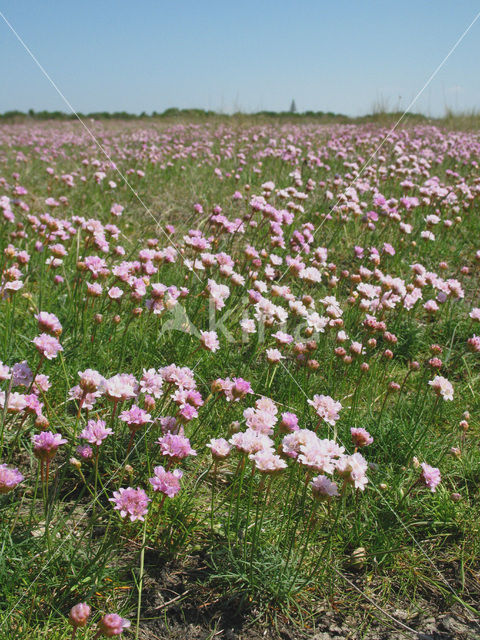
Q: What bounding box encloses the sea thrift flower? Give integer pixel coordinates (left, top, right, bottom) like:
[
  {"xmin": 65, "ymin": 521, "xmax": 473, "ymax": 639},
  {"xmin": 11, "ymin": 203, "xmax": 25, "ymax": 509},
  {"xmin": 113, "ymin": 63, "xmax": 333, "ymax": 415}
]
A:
[
  {"xmin": 311, "ymin": 474, "xmax": 339, "ymax": 499},
  {"xmin": 110, "ymin": 487, "xmax": 150, "ymax": 522},
  {"xmin": 104, "ymin": 374, "xmax": 138, "ymax": 402},
  {"xmin": 308, "ymin": 394, "xmax": 342, "ymax": 426},
  {"xmin": 279, "ymin": 412, "xmax": 299, "ymax": 432},
  {"xmin": 249, "ymin": 449, "xmax": 287, "ymax": 473},
  {"xmin": 97, "ymin": 613, "xmax": 131, "ymax": 636},
  {"xmin": 139, "ymin": 368, "xmax": 163, "ymax": 398},
  {"xmin": 0, "ymin": 464, "xmax": 24, "ymax": 494},
  {"xmin": 231, "ymin": 377, "xmax": 253, "ymax": 400},
  {"xmin": 149, "ymin": 466, "xmax": 183, "ymax": 497},
  {"xmin": 266, "ymin": 348, "xmax": 284, "ymax": 363},
  {"xmin": 80, "ymin": 419, "xmax": 113, "ymax": 446},
  {"xmin": 32, "ymin": 333, "xmax": 63, "ymax": 360},
  {"xmin": 206, "ymin": 437, "xmax": 231, "ymax": 459},
  {"xmin": 36, "ymin": 311, "xmax": 62, "ymax": 336},
  {"xmin": 230, "ymin": 430, "xmax": 274, "ymax": 454},
  {"xmin": 428, "ymin": 375, "xmax": 454, "ymax": 401},
  {"xmin": 420, "ymin": 463, "xmax": 441, "ymax": 492},
  {"xmin": 467, "ymin": 335, "xmax": 480, "ymax": 352},
  {"xmin": 0, "ymin": 362, "xmax": 10, "ymax": 381},
  {"xmin": 336, "ymin": 452, "xmax": 369, "ymax": 490},
  {"xmin": 119, "ymin": 405, "xmax": 152, "ymax": 431},
  {"xmin": 11, "ymin": 361, "xmax": 33, "ymax": 387},
  {"xmin": 76, "ymin": 444, "xmax": 93, "ymax": 460},
  {"xmin": 350, "ymin": 428, "xmax": 373, "ymax": 447},
  {"xmin": 32, "ymin": 431, "xmax": 67, "ymax": 461},
  {"xmin": 78, "ymin": 369, "xmax": 104, "ymax": 393},
  {"xmin": 157, "ymin": 433, "xmax": 196, "ymax": 459},
  {"xmin": 69, "ymin": 603, "xmax": 91, "ymax": 628},
  {"xmin": 200, "ymin": 330, "xmax": 220, "ymax": 352}
]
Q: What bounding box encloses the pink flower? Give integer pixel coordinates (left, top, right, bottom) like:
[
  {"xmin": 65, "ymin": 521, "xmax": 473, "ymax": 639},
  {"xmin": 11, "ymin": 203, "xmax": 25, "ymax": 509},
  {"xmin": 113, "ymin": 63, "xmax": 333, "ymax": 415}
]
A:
[
  {"xmin": 32, "ymin": 333, "xmax": 63, "ymax": 360},
  {"xmin": 311, "ymin": 474, "xmax": 339, "ymax": 499},
  {"xmin": 467, "ymin": 335, "xmax": 480, "ymax": 353},
  {"xmin": 69, "ymin": 603, "xmax": 91, "ymax": 628},
  {"xmin": 0, "ymin": 362, "xmax": 10, "ymax": 381},
  {"xmin": 0, "ymin": 391, "xmax": 27, "ymax": 414},
  {"xmin": 308, "ymin": 394, "xmax": 342, "ymax": 426},
  {"xmin": 110, "ymin": 487, "xmax": 150, "ymax": 522},
  {"xmin": 420, "ymin": 463, "xmax": 441, "ymax": 492},
  {"xmin": 206, "ymin": 437, "xmax": 231, "ymax": 459},
  {"xmin": 76, "ymin": 444, "xmax": 93, "ymax": 459},
  {"xmin": 32, "ymin": 431, "xmax": 67, "ymax": 461},
  {"xmin": 98, "ymin": 613, "xmax": 131, "ymax": 636},
  {"xmin": 0, "ymin": 464, "xmax": 24, "ymax": 494},
  {"xmin": 80, "ymin": 419, "xmax": 113, "ymax": 446},
  {"xmin": 119, "ymin": 405, "xmax": 152, "ymax": 431},
  {"xmin": 157, "ymin": 433, "xmax": 196, "ymax": 459},
  {"xmin": 139, "ymin": 368, "xmax": 163, "ymax": 398},
  {"xmin": 229, "ymin": 430, "xmax": 274, "ymax": 455},
  {"xmin": 200, "ymin": 330, "xmax": 220, "ymax": 352},
  {"xmin": 231, "ymin": 377, "xmax": 253, "ymax": 400},
  {"xmin": 266, "ymin": 348, "xmax": 284, "ymax": 363},
  {"xmin": 35, "ymin": 311, "xmax": 62, "ymax": 336},
  {"xmin": 149, "ymin": 466, "xmax": 183, "ymax": 497},
  {"xmin": 33, "ymin": 374, "xmax": 51, "ymax": 394},
  {"xmin": 336, "ymin": 452, "xmax": 369, "ymax": 491},
  {"xmin": 108, "ymin": 286, "xmax": 123, "ymax": 300},
  {"xmin": 78, "ymin": 369, "xmax": 104, "ymax": 393},
  {"xmin": 428, "ymin": 375, "xmax": 454, "ymax": 401},
  {"xmin": 350, "ymin": 428, "xmax": 373, "ymax": 448},
  {"xmin": 104, "ymin": 374, "xmax": 138, "ymax": 402},
  {"xmin": 279, "ymin": 412, "xmax": 299, "ymax": 433},
  {"xmin": 11, "ymin": 361, "xmax": 33, "ymax": 387},
  {"xmin": 249, "ymin": 449, "xmax": 287, "ymax": 474}
]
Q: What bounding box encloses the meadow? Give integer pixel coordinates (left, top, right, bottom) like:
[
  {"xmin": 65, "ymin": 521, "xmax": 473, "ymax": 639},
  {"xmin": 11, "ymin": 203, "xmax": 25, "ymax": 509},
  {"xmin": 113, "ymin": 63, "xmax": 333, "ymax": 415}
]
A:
[{"xmin": 0, "ymin": 118, "xmax": 479, "ymax": 639}]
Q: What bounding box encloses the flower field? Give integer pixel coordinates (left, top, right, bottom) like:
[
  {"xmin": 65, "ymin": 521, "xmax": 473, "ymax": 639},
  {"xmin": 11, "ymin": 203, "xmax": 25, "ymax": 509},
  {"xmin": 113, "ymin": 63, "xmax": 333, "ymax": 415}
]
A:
[{"xmin": 0, "ymin": 119, "xmax": 479, "ymax": 639}]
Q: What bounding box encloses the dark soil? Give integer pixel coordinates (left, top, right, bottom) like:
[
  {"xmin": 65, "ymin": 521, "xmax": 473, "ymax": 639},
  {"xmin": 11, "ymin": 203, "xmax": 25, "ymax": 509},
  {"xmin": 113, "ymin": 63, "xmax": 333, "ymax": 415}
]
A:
[{"xmin": 133, "ymin": 552, "xmax": 480, "ymax": 640}]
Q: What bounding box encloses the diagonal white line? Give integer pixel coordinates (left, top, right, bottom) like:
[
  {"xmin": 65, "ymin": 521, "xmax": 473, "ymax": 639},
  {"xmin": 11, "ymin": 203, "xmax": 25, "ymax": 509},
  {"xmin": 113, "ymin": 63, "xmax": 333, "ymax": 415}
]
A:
[
  {"xmin": 0, "ymin": 10, "xmax": 205, "ymax": 284},
  {"xmin": 277, "ymin": 9, "xmax": 480, "ymax": 282},
  {"xmin": 277, "ymin": 360, "xmax": 480, "ymax": 626}
]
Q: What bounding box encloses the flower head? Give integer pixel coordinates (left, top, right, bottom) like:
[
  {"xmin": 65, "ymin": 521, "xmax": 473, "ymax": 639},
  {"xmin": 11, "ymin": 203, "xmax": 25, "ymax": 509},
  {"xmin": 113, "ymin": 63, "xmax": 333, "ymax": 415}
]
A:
[
  {"xmin": 350, "ymin": 427, "xmax": 373, "ymax": 448},
  {"xmin": 98, "ymin": 613, "xmax": 131, "ymax": 637},
  {"xmin": 308, "ymin": 394, "xmax": 342, "ymax": 426},
  {"xmin": 36, "ymin": 311, "xmax": 62, "ymax": 336},
  {"xmin": 206, "ymin": 437, "xmax": 231, "ymax": 459},
  {"xmin": 69, "ymin": 603, "xmax": 91, "ymax": 628},
  {"xmin": 428, "ymin": 375, "xmax": 453, "ymax": 401},
  {"xmin": 80, "ymin": 419, "xmax": 113, "ymax": 446},
  {"xmin": 200, "ymin": 330, "xmax": 220, "ymax": 352},
  {"xmin": 0, "ymin": 464, "xmax": 24, "ymax": 494},
  {"xmin": 110, "ymin": 487, "xmax": 150, "ymax": 522},
  {"xmin": 149, "ymin": 466, "xmax": 183, "ymax": 497},
  {"xmin": 32, "ymin": 333, "xmax": 63, "ymax": 360},
  {"xmin": 119, "ymin": 405, "xmax": 152, "ymax": 431},
  {"xmin": 157, "ymin": 433, "xmax": 196, "ymax": 460},
  {"xmin": 311, "ymin": 474, "xmax": 339, "ymax": 499},
  {"xmin": 32, "ymin": 431, "xmax": 67, "ymax": 461},
  {"xmin": 420, "ymin": 463, "xmax": 441, "ymax": 492}
]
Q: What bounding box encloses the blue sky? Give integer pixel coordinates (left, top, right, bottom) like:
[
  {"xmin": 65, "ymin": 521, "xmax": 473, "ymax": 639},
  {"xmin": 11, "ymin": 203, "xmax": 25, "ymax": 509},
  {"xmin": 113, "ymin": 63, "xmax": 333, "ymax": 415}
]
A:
[{"xmin": 0, "ymin": 0, "xmax": 479, "ymax": 116}]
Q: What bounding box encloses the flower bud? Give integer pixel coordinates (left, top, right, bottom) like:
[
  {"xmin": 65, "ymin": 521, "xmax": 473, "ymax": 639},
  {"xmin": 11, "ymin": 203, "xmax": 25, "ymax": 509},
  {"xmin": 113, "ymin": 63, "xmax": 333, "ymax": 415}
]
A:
[{"xmin": 69, "ymin": 603, "xmax": 91, "ymax": 628}]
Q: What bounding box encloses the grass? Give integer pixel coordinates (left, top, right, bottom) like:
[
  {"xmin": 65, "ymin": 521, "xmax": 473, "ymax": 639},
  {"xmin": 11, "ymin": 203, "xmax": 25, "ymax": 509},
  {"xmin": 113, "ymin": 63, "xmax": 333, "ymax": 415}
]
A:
[{"xmin": 0, "ymin": 117, "xmax": 479, "ymax": 639}]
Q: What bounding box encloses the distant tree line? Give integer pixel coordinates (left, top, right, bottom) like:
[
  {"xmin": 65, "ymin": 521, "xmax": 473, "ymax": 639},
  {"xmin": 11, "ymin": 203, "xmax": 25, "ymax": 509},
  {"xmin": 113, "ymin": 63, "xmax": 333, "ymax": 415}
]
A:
[{"xmin": 0, "ymin": 108, "xmax": 429, "ymax": 123}]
